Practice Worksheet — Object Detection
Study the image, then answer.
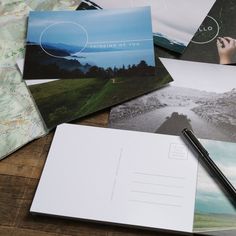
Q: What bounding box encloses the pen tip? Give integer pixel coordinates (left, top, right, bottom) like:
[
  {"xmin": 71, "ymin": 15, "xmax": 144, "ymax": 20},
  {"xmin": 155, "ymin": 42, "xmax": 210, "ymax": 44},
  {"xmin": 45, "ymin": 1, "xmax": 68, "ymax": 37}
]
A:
[{"xmin": 182, "ymin": 128, "xmax": 189, "ymax": 133}]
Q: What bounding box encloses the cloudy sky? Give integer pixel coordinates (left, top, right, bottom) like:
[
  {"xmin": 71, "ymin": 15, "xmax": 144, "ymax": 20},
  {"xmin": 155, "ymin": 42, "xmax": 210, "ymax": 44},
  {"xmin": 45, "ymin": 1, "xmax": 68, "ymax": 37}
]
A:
[{"xmin": 195, "ymin": 139, "xmax": 236, "ymax": 215}]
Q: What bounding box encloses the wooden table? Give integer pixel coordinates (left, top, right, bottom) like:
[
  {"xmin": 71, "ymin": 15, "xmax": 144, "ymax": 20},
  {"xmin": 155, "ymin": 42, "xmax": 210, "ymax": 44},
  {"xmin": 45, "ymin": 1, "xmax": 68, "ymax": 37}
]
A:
[{"xmin": 0, "ymin": 110, "xmax": 201, "ymax": 236}]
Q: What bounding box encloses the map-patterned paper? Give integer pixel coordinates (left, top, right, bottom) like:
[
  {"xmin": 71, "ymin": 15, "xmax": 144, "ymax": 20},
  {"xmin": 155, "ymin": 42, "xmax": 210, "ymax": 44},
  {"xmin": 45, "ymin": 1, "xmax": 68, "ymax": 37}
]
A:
[
  {"xmin": 0, "ymin": 0, "xmax": 81, "ymax": 160},
  {"xmin": 0, "ymin": 75, "xmax": 46, "ymax": 158}
]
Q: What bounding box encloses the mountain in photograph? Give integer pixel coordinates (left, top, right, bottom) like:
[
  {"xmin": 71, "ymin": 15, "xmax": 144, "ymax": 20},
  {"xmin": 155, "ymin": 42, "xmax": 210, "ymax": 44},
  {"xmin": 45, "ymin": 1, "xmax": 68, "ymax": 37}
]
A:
[
  {"xmin": 41, "ymin": 42, "xmax": 83, "ymax": 56},
  {"xmin": 192, "ymin": 88, "xmax": 236, "ymax": 139},
  {"xmin": 109, "ymin": 95, "xmax": 166, "ymax": 123},
  {"xmin": 41, "ymin": 41, "xmax": 129, "ymax": 55},
  {"xmin": 23, "ymin": 43, "xmax": 155, "ymax": 79},
  {"xmin": 110, "ymin": 85, "xmax": 218, "ymax": 122},
  {"xmin": 109, "ymin": 86, "xmax": 236, "ymax": 142},
  {"xmin": 24, "ymin": 8, "xmax": 156, "ymax": 80}
]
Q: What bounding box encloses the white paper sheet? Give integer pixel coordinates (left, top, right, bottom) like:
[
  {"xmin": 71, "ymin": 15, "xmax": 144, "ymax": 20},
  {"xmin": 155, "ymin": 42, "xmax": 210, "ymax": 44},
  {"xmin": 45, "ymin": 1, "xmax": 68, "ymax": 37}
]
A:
[
  {"xmin": 31, "ymin": 124, "xmax": 198, "ymax": 232},
  {"xmin": 159, "ymin": 58, "xmax": 236, "ymax": 93}
]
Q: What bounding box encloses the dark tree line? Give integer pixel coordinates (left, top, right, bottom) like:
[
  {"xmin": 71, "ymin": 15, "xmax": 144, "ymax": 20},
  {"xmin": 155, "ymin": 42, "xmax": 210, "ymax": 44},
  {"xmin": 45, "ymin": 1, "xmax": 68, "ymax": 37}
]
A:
[
  {"xmin": 23, "ymin": 45, "xmax": 156, "ymax": 79},
  {"xmin": 86, "ymin": 60, "xmax": 155, "ymax": 78}
]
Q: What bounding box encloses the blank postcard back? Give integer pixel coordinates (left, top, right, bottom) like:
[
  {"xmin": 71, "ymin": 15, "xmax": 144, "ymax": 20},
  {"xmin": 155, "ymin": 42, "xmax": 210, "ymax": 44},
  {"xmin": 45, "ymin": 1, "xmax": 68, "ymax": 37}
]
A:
[{"xmin": 30, "ymin": 124, "xmax": 198, "ymax": 233}]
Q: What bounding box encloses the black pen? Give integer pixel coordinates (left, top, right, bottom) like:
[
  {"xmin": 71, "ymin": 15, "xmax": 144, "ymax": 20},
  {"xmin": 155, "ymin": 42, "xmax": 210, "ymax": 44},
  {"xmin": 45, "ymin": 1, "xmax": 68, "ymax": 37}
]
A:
[{"xmin": 182, "ymin": 128, "xmax": 236, "ymax": 201}]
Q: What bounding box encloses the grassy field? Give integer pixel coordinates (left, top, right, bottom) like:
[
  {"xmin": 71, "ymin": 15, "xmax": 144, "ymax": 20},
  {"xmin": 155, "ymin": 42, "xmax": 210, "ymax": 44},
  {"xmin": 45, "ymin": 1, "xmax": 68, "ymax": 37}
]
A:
[
  {"xmin": 193, "ymin": 212, "xmax": 236, "ymax": 232},
  {"xmin": 29, "ymin": 75, "xmax": 171, "ymax": 129},
  {"xmin": 29, "ymin": 78, "xmax": 108, "ymax": 129}
]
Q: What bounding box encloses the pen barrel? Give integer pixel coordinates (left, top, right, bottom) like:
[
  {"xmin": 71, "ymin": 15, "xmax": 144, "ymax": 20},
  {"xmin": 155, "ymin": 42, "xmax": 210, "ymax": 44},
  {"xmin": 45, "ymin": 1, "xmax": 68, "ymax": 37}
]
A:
[{"xmin": 182, "ymin": 128, "xmax": 236, "ymax": 201}]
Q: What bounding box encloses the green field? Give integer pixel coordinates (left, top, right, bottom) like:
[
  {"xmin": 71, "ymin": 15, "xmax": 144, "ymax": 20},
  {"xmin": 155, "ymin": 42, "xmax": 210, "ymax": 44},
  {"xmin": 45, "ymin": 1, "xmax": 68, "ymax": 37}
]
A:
[
  {"xmin": 193, "ymin": 212, "xmax": 236, "ymax": 232},
  {"xmin": 29, "ymin": 75, "xmax": 171, "ymax": 129}
]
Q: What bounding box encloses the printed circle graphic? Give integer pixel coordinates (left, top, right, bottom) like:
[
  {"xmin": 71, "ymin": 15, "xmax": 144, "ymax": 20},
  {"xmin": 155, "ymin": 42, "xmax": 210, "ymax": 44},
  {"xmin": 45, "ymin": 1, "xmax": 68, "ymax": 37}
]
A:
[
  {"xmin": 39, "ymin": 22, "xmax": 88, "ymax": 58},
  {"xmin": 192, "ymin": 16, "xmax": 220, "ymax": 45}
]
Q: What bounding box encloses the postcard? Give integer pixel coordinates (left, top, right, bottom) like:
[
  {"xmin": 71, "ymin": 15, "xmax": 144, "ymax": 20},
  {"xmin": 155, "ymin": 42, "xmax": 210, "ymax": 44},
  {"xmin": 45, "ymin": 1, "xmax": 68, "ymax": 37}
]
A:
[
  {"xmin": 23, "ymin": 7, "xmax": 156, "ymax": 80},
  {"xmin": 31, "ymin": 124, "xmax": 198, "ymax": 233},
  {"xmin": 182, "ymin": 0, "xmax": 236, "ymax": 65},
  {"xmin": 77, "ymin": 0, "xmax": 216, "ymax": 54},
  {"xmin": 157, "ymin": 0, "xmax": 236, "ymax": 65},
  {"xmin": 20, "ymin": 8, "xmax": 172, "ymax": 130},
  {"xmin": 109, "ymin": 58, "xmax": 236, "ymax": 142},
  {"xmin": 109, "ymin": 58, "xmax": 236, "ymax": 234},
  {"xmin": 193, "ymin": 139, "xmax": 236, "ymax": 234}
]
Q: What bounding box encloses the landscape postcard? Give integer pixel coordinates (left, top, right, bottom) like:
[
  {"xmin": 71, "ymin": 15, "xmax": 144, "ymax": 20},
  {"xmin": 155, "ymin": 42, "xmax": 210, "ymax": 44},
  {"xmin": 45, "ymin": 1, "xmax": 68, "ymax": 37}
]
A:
[
  {"xmin": 194, "ymin": 139, "xmax": 236, "ymax": 234},
  {"xmin": 109, "ymin": 58, "xmax": 236, "ymax": 234},
  {"xmin": 109, "ymin": 58, "xmax": 236, "ymax": 142},
  {"xmin": 23, "ymin": 7, "xmax": 156, "ymax": 80},
  {"xmin": 78, "ymin": 0, "xmax": 215, "ymax": 54}
]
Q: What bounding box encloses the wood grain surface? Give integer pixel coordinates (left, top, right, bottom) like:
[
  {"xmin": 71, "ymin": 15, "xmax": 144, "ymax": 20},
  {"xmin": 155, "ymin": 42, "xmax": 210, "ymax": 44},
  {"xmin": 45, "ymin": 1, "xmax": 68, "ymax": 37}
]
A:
[{"xmin": 0, "ymin": 110, "xmax": 200, "ymax": 236}]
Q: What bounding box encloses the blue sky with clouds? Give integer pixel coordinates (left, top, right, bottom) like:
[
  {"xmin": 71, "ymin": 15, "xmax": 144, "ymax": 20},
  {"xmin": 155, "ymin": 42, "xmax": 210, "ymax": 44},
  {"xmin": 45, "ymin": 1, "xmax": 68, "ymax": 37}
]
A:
[
  {"xmin": 195, "ymin": 139, "xmax": 236, "ymax": 215},
  {"xmin": 26, "ymin": 7, "xmax": 155, "ymax": 68}
]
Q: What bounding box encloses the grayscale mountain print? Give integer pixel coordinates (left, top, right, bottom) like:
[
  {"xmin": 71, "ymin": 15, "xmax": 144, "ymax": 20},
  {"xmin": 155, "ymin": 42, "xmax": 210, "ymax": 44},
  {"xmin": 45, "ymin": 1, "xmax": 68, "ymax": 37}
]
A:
[{"xmin": 109, "ymin": 86, "xmax": 236, "ymax": 143}]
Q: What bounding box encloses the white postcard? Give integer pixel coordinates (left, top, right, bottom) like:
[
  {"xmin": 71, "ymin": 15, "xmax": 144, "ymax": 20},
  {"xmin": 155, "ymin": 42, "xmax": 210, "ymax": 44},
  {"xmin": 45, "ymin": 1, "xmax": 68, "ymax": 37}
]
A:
[{"xmin": 31, "ymin": 124, "xmax": 198, "ymax": 233}]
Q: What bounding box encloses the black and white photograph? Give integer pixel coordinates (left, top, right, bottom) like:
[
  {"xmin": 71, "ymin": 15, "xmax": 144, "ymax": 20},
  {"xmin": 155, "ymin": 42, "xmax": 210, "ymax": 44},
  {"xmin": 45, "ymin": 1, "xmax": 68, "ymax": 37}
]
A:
[{"xmin": 109, "ymin": 59, "xmax": 236, "ymax": 142}]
